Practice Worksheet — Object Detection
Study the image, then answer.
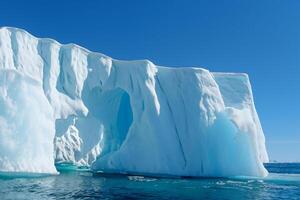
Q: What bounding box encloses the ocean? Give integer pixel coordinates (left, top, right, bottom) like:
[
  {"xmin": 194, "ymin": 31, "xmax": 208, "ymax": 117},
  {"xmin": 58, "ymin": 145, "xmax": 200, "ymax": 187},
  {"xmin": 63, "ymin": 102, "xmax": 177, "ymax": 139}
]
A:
[{"xmin": 0, "ymin": 163, "xmax": 299, "ymax": 200}]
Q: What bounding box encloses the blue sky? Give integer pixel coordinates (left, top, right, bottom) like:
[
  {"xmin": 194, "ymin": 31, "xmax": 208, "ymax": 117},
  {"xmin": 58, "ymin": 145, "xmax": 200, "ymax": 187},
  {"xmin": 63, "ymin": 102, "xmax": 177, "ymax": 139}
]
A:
[{"xmin": 1, "ymin": 0, "xmax": 299, "ymax": 162}]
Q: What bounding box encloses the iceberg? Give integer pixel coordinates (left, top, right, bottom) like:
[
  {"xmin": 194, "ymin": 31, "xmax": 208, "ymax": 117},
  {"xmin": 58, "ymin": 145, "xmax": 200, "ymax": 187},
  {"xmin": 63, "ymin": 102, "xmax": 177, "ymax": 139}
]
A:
[{"xmin": 0, "ymin": 27, "xmax": 268, "ymax": 177}]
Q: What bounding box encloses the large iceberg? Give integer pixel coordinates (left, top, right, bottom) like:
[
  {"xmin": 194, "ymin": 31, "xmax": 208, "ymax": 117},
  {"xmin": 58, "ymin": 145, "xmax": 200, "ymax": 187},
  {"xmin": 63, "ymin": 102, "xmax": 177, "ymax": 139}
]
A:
[{"xmin": 0, "ymin": 27, "xmax": 269, "ymax": 177}]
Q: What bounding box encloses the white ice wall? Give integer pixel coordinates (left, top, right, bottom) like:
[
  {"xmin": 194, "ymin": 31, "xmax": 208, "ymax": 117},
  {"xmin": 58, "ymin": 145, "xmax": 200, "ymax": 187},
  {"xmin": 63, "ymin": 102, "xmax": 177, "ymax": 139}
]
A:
[{"xmin": 0, "ymin": 70, "xmax": 56, "ymax": 174}]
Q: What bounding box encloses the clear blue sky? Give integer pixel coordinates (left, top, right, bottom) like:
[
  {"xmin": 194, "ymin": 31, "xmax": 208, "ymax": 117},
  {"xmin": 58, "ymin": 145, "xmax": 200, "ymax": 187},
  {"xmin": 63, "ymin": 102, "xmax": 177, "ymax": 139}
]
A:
[{"xmin": 1, "ymin": 0, "xmax": 299, "ymax": 162}]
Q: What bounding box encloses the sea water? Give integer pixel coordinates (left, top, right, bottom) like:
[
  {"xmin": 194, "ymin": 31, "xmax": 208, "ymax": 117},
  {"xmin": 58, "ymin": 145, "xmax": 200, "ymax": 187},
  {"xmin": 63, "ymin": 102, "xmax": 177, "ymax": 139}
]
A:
[{"xmin": 0, "ymin": 163, "xmax": 299, "ymax": 200}]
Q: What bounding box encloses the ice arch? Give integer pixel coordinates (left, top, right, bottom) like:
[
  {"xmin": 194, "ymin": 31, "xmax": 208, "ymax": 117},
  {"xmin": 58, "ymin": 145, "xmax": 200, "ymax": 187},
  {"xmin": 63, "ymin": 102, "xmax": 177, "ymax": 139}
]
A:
[
  {"xmin": 54, "ymin": 87, "xmax": 133, "ymax": 166},
  {"xmin": 87, "ymin": 87, "xmax": 133, "ymax": 157}
]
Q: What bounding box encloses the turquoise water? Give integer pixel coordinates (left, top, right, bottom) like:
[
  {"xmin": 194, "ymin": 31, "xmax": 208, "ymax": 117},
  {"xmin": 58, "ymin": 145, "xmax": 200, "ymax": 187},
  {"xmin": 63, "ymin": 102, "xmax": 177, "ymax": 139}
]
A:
[{"xmin": 0, "ymin": 163, "xmax": 300, "ymax": 200}]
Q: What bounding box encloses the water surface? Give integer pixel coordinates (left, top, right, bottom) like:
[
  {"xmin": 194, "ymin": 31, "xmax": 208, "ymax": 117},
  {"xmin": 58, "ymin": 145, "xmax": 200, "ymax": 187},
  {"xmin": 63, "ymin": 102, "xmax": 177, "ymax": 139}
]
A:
[{"xmin": 0, "ymin": 163, "xmax": 299, "ymax": 200}]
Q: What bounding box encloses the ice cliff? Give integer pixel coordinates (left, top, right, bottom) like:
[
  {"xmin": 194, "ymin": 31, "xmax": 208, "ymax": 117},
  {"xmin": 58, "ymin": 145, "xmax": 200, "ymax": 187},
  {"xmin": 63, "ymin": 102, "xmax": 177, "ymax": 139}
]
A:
[{"xmin": 0, "ymin": 27, "xmax": 269, "ymax": 177}]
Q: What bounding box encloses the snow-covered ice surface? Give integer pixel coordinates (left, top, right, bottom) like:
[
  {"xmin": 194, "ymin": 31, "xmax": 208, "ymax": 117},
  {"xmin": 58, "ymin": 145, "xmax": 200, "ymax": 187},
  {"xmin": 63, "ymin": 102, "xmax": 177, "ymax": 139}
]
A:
[{"xmin": 0, "ymin": 27, "xmax": 268, "ymax": 177}]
